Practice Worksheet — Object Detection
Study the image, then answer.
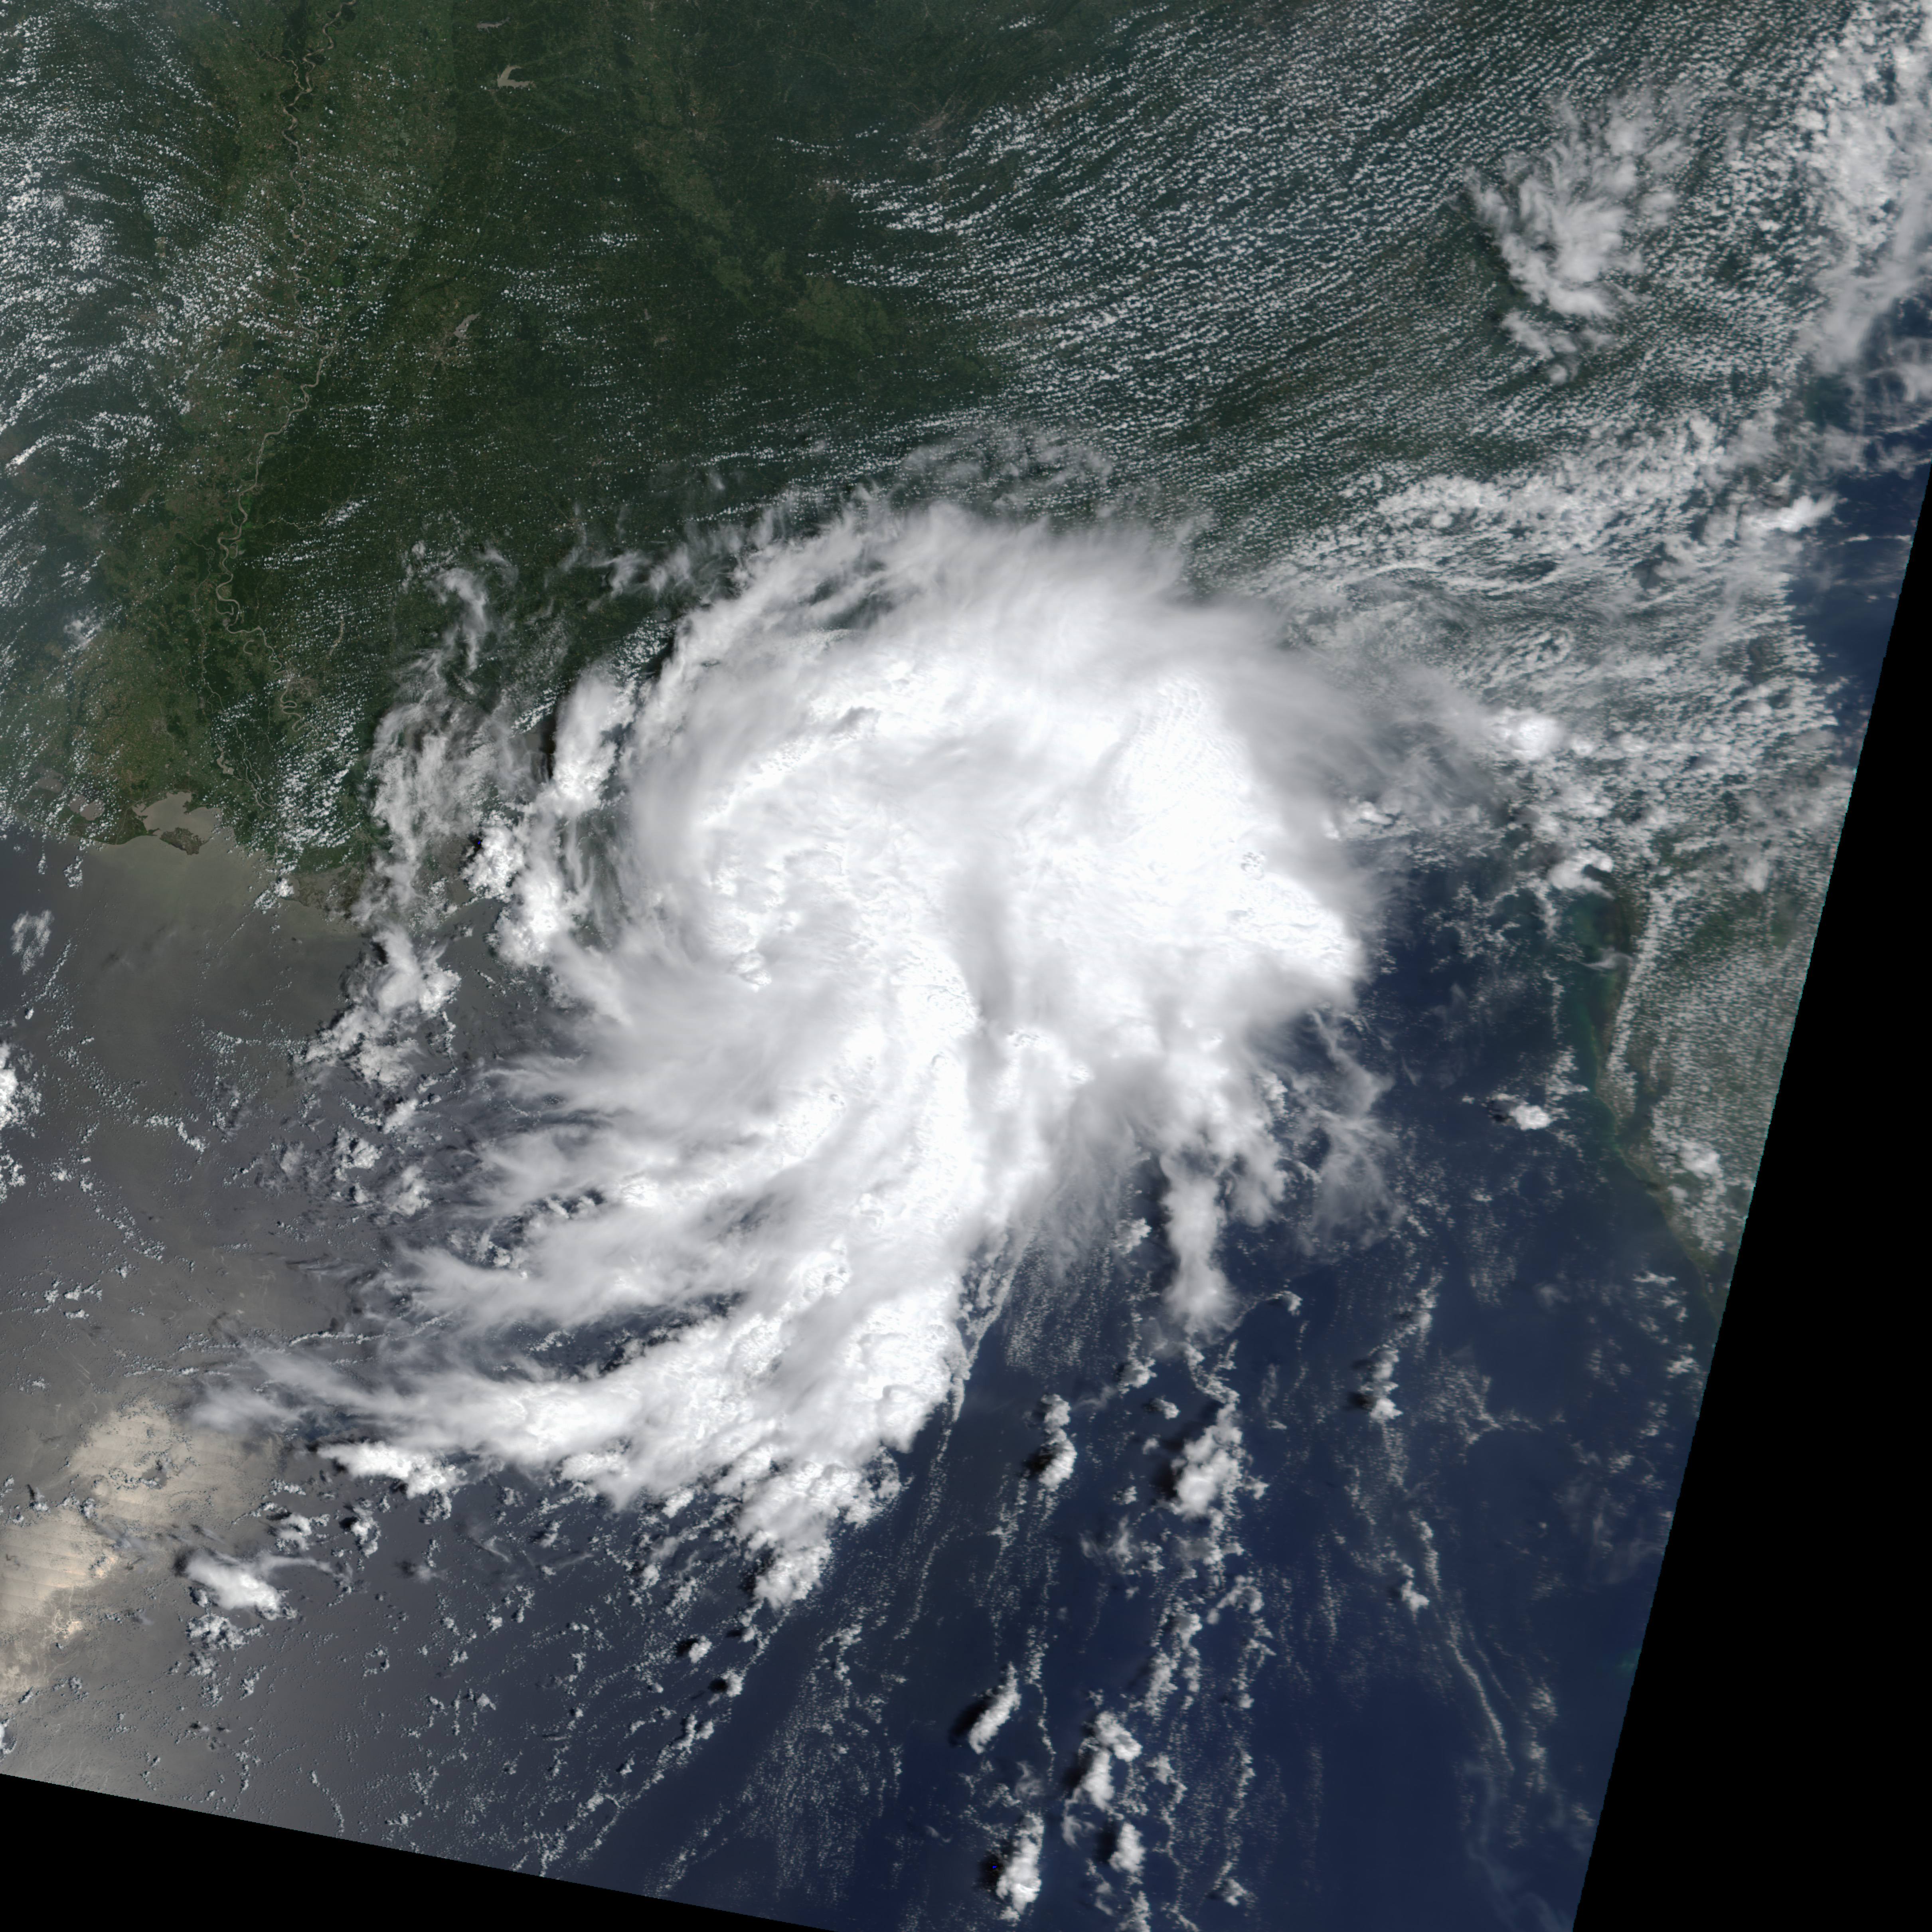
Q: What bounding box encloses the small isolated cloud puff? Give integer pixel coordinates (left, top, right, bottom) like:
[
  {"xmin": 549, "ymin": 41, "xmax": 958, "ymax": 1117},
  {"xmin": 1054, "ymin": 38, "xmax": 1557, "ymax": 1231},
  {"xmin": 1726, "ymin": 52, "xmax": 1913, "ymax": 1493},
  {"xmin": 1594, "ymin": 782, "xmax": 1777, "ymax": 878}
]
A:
[
  {"xmin": 256, "ymin": 505, "xmax": 1381, "ymax": 1607},
  {"xmin": 995, "ymin": 1816, "xmax": 1045, "ymax": 1917},
  {"xmin": 183, "ymin": 1551, "xmax": 294, "ymax": 1618},
  {"xmin": 9, "ymin": 909, "xmax": 51, "ymax": 972},
  {"xmin": 968, "ymin": 1663, "xmax": 1022, "ymax": 1754}
]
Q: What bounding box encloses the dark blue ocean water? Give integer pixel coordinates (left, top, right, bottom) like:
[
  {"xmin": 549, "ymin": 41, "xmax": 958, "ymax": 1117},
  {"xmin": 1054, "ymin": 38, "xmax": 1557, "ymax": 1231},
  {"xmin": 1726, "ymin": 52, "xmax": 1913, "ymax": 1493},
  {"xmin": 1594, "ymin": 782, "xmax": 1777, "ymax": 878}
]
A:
[
  {"xmin": 8, "ymin": 412, "xmax": 1919, "ymax": 1917},
  {"xmin": 529, "ymin": 847, "xmax": 1711, "ymax": 1930},
  {"xmin": 2, "ymin": 417, "xmax": 1918, "ymax": 1925},
  {"xmin": 0, "ymin": 806, "xmax": 1699, "ymax": 1932}
]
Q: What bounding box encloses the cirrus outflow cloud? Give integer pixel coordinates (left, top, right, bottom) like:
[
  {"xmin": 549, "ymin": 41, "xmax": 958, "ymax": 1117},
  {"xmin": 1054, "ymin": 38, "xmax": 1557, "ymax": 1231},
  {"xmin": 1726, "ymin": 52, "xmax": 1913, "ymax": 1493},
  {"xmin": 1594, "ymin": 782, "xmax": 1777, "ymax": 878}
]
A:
[{"xmin": 225, "ymin": 507, "xmax": 1389, "ymax": 1604}]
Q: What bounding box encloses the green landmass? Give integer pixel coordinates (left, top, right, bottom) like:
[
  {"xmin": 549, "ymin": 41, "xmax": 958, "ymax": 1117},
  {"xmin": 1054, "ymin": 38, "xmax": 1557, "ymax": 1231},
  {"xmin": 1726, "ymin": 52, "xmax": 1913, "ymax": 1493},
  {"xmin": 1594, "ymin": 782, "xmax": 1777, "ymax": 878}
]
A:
[{"xmin": 2, "ymin": 0, "xmax": 1130, "ymax": 870}]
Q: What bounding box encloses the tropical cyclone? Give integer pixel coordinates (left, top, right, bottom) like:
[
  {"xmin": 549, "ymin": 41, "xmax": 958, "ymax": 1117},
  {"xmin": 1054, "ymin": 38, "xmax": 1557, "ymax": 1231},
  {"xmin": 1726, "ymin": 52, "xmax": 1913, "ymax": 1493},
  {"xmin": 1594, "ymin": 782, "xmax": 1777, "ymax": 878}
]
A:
[{"xmin": 210, "ymin": 506, "xmax": 1387, "ymax": 1606}]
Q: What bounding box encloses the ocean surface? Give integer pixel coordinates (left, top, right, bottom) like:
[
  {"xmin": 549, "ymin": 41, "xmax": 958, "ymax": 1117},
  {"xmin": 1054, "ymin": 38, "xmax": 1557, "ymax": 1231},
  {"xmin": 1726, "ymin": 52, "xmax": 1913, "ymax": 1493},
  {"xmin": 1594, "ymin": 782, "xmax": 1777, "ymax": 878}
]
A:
[{"xmin": 2, "ymin": 3, "xmax": 1928, "ymax": 1928}]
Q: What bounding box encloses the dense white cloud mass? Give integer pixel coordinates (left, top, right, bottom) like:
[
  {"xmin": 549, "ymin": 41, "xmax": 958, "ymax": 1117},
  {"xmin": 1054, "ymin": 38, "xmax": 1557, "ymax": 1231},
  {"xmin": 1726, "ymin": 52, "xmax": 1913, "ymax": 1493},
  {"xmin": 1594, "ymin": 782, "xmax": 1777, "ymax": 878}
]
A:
[
  {"xmin": 0, "ymin": 1041, "xmax": 34, "ymax": 1204},
  {"xmin": 230, "ymin": 508, "xmax": 1384, "ymax": 1603}
]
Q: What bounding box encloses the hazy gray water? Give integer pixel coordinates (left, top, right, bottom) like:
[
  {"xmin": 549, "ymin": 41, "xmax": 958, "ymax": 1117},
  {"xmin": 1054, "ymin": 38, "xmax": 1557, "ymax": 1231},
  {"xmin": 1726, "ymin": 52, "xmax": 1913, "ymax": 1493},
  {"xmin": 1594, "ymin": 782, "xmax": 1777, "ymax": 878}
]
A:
[
  {"xmin": 0, "ymin": 816, "xmax": 362, "ymax": 1786},
  {"xmin": 0, "ymin": 1, "xmax": 1926, "ymax": 1923}
]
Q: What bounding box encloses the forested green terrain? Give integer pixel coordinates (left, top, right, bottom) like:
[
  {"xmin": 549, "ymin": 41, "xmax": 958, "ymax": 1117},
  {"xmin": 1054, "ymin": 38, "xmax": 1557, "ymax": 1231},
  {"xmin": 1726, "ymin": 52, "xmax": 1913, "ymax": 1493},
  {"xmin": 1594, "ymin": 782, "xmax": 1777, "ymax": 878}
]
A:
[
  {"xmin": 2, "ymin": 0, "xmax": 1100, "ymax": 868},
  {"xmin": 4, "ymin": 0, "xmax": 1909, "ymax": 1280}
]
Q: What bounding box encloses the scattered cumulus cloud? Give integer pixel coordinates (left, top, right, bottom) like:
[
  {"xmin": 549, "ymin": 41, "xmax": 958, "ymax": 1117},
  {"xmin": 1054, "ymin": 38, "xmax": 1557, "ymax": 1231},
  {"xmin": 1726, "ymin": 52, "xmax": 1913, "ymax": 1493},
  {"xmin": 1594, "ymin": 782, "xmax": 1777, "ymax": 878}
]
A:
[
  {"xmin": 1469, "ymin": 94, "xmax": 1687, "ymax": 375},
  {"xmin": 1108, "ymin": 1818, "xmax": 1146, "ymax": 1878},
  {"xmin": 1031, "ymin": 1397, "xmax": 1077, "ymax": 1491},
  {"xmin": 1168, "ymin": 1412, "xmax": 1249, "ymax": 1518},
  {"xmin": 326, "ymin": 1443, "xmax": 459, "ymax": 1495},
  {"xmin": 1792, "ymin": 1, "xmax": 1932, "ymax": 383}
]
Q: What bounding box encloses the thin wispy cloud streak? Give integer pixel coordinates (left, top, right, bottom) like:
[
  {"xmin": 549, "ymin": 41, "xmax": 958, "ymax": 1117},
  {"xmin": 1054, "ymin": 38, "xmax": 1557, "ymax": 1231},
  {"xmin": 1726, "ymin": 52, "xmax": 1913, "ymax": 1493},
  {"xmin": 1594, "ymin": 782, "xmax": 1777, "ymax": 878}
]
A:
[{"xmin": 214, "ymin": 508, "xmax": 1407, "ymax": 1600}]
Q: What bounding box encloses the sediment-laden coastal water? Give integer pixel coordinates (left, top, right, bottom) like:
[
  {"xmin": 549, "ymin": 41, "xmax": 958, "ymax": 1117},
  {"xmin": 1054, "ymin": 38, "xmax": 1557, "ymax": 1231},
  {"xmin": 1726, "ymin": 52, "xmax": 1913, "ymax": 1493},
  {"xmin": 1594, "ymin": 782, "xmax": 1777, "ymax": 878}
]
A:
[{"xmin": 2, "ymin": 3, "xmax": 1926, "ymax": 1927}]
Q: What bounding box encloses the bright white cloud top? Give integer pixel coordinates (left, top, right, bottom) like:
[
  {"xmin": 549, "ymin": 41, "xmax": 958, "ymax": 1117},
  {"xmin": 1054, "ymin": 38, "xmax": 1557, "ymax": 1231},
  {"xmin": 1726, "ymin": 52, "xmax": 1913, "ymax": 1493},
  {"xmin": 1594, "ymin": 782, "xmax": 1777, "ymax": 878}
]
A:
[{"xmin": 226, "ymin": 508, "xmax": 1381, "ymax": 1603}]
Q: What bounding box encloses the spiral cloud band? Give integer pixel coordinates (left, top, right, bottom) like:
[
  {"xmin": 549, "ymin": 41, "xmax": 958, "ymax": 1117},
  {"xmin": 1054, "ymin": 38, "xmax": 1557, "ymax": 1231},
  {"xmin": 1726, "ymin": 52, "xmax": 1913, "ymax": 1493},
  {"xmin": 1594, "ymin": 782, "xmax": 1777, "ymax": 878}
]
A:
[{"xmin": 233, "ymin": 510, "xmax": 1382, "ymax": 1602}]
